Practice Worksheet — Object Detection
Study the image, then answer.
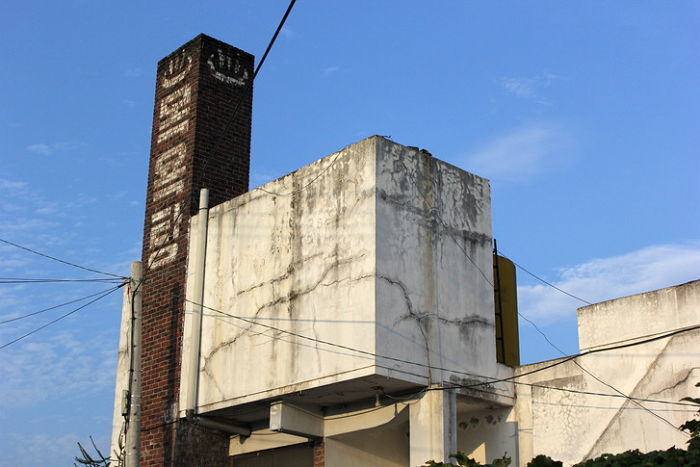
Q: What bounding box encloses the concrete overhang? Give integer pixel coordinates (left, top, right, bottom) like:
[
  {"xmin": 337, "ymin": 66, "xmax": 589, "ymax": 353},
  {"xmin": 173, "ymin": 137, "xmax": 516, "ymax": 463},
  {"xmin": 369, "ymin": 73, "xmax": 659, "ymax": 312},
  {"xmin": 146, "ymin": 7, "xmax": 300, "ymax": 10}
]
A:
[{"xmin": 229, "ymin": 399, "xmax": 411, "ymax": 456}]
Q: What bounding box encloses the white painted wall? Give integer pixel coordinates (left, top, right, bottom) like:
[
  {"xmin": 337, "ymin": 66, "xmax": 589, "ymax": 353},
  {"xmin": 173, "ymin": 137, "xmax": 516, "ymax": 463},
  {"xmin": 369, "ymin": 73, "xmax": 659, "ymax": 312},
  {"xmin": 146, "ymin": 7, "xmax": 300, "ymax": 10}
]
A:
[
  {"xmin": 109, "ymin": 285, "xmax": 132, "ymax": 461},
  {"xmin": 179, "ymin": 136, "xmax": 499, "ymax": 415},
  {"xmin": 457, "ymin": 407, "xmax": 518, "ymax": 465},
  {"xmin": 578, "ymin": 279, "xmax": 700, "ymax": 351},
  {"xmin": 515, "ymin": 280, "xmax": 700, "ymax": 466},
  {"xmin": 182, "ymin": 136, "xmax": 378, "ymax": 413},
  {"xmin": 111, "ymin": 133, "xmax": 700, "ymax": 466},
  {"xmin": 375, "ymin": 139, "xmax": 496, "ymax": 387},
  {"xmin": 232, "ymin": 443, "xmax": 313, "ymax": 467},
  {"xmin": 326, "ymin": 422, "xmax": 409, "ymax": 467}
]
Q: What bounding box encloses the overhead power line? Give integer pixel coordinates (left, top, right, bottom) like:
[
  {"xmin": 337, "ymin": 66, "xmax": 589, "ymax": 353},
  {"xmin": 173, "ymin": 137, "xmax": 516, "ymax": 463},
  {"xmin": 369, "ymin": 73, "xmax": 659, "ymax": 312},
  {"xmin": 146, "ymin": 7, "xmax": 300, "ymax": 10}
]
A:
[
  {"xmin": 0, "ymin": 283, "xmax": 124, "ymax": 350},
  {"xmin": 0, "ymin": 277, "xmax": 122, "ymax": 284},
  {"xmin": 497, "ymin": 248, "xmax": 593, "ymax": 306},
  {"xmin": 253, "ymin": 0, "xmax": 297, "ymax": 81},
  {"xmin": 202, "ymin": 0, "xmax": 298, "ymax": 182},
  {"xmin": 199, "ymin": 307, "xmax": 697, "ymax": 430},
  {"xmin": 498, "ymin": 323, "xmax": 700, "ymax": 383},
  {"xmin": 490, "ymin": 241, "xmax": 683, "ymax": 430},
  {"xmin": 517, "ymin": 310, "xmax": 686, "ymax": 433},
  {"xmin": 149, "ymin": 0, "xmax": 299, "ymax": 274},
  {"xmin": 0, "ymin": 285, "xmax": 125, "ymax": 325},
  {"xmin": 0, "ymin": 237, "xmax": 124, "ymax": 279},
  {"xmin": 179, "ymin": 296, "xmax": 699, "ymax": 409}
]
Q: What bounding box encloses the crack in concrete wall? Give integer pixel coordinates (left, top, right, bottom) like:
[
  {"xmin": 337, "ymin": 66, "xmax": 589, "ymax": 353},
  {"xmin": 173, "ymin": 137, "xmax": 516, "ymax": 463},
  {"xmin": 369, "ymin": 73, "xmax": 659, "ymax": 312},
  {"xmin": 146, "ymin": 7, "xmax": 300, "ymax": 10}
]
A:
[
  {"xmin": 578, "ymin": 331, "xmax": 698, "ymax": 461},
  {"xmin": 200, "ymin": 254, "xmax": 369, "ymax": 369}
]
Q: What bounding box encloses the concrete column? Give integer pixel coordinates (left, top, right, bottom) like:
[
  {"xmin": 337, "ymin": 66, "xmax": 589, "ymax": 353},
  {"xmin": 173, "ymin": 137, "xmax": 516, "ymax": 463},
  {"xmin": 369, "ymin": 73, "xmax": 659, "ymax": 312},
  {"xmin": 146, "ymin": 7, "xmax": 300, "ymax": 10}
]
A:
[{"xmin": 409, "ymin": 387, "xmax": 457, "ymax": 466}]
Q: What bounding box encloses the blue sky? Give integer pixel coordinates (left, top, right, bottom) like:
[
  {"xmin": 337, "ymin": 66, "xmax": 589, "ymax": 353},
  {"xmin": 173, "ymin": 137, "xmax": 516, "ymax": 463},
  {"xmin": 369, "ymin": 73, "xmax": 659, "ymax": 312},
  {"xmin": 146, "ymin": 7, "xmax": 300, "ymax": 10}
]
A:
[{"xmin": 1, "ymin": 1, "xmax": 698, "ymax": 465}]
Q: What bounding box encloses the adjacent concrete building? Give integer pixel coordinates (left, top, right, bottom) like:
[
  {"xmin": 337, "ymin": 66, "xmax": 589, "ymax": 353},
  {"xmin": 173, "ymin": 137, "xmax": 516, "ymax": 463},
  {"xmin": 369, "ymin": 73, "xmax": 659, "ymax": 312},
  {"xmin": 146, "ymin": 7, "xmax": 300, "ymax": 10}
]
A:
[
  {"xmin": 110, "ymin": 35, "xmax": 699, "ymax": 466},
  {"xmin": 515, "ymin": 279, "xmax": 700, "ymax": 465}
]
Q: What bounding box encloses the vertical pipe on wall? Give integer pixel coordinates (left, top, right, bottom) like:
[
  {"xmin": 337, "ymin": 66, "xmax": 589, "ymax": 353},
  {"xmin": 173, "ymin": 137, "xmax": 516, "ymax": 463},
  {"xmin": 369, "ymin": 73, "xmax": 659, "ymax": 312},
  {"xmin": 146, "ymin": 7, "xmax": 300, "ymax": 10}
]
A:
[
  {"xmin": 185, "ymin": 188, "xmax": 210, "ymax": 413},
  {"xmin": 125, "ymin": 261, "xmax": 143, "ymax": 467}
]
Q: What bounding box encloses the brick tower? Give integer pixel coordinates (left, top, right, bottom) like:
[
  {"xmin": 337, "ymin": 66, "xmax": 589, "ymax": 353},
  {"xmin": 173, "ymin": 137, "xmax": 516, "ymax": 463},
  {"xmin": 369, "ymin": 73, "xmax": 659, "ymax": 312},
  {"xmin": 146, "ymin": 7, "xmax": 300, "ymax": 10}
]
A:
[{"xmin": 139, "ymin": 34, "xmax": 253, "ymax": 465}]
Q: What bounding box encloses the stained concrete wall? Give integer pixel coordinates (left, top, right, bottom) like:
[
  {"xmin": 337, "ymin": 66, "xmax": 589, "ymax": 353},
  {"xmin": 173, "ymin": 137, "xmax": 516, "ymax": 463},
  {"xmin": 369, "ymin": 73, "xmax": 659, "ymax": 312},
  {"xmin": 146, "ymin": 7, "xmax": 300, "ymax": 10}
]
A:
[
  {"xmin": 180, "ymin": 136, "xmax": 498, "ymax": 414},
  {"xmin": 109, "ymin": 286, "xmax": 132, "ymax": 460},
  {"xmin": 515, "ymin": 280, "xmax": 700, "ymax": 465},
  {"xmin": 578, "ymin": 279, "xmax": 700, "ymax": 351},
  {"xmin": 325, "ymin": 419, "xmax": 409, "ymax": 467},
  {"xmin": 232, "ymin": 443, "xmax": 313, "ymax": 467},
  {"xmin": 457, "ymin": 407, "xmax": 518, "ymax": 464},
  {"xmin": 375, "ymin": 140, "xmax": 496, "ymax": 385},
  {"xmin": 182, "ymin": 136, "xmax": 378, "ymax": 413}
]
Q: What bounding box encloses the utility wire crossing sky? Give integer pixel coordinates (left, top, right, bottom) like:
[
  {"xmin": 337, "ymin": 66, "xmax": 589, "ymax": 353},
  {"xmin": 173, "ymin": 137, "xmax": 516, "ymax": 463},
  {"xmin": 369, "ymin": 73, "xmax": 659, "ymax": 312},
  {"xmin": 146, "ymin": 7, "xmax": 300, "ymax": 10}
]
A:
[{"xmin": 0, "ymin": 1, "xmax": 698, "ymax": 465}]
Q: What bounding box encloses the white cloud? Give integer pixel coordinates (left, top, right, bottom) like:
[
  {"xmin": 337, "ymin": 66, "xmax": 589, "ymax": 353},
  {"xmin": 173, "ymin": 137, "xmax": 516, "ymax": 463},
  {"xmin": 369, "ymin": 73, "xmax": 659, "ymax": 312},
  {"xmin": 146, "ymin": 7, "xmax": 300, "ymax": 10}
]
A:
[
  {"xmin": 464, "ymin": 123, "xmax": 570, "ymax": 183},
  {"xmin": 0, "ymin": 217, "xmax": 57, "ymax": 233},
  {"xmin": 26, "ymin": 142, "xmax": 84, "ymax": 156},
  {"xmin": 0, "ymin": 330, "xmax": 116, "ymax": 409},
  {"xmin": 26, "ymin": 143, "xmax": 52, "ymax": 155},
  {"xmin": 324, "ymin": 65, "xmax": 340, "ymax": 74},
  {"xmin": 0, "ymin": 178, "xmax": 27, "ymax": 190},
  {"xmin": 517, "ymin": 242, "xmax": 700, "ymax": 323},
  {"xmin": 501, "ymin": 77, "xmax": 538, "ymax": 98},
  {"xmin": 3, "ymin": 432, "xmax": 80, "ymax": 467},
  {"xmin": 499, "ymin": 72, "xmax": 557, "ymax": 103}
]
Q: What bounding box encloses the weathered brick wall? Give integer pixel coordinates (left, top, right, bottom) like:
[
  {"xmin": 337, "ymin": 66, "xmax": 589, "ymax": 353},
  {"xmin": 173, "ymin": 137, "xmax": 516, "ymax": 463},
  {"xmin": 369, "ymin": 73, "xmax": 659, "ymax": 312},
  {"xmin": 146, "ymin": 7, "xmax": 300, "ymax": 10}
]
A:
[{"xmin": 139, "ymin": 34, "xmax": 253, "ymax": 466}]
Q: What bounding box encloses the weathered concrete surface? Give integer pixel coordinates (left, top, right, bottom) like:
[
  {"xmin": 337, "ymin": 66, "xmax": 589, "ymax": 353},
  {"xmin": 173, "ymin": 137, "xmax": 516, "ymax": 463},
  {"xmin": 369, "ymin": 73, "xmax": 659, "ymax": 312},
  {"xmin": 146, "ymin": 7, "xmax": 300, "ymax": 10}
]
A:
[
  {"xmin": 325, "ymin": 415, "xmax": 409, "ymax": 467},
  {"xmin": 515, "ymin": 280, "xmax": 700, "ymax": 465},
  {"xmin": 375, "ymin": 139, "xmax": 496, "ymax": 386},
  {"xmin": 456, "ymin": 406, "xmax": 518, "ymax": 464},
  {"xmin": 409, "ymin": 388, "xmax": 457, "ymax": 465},
  {"xmin": 109, "ymin": 285, "xmax": 132, "ymax": 461},
  {"xmin": 179, "ymin": 136, "xmax": 501, "ymax": 415},
  {"xmin": 578, "ymin": 279, "xmax": 700, "ymax": 351}
]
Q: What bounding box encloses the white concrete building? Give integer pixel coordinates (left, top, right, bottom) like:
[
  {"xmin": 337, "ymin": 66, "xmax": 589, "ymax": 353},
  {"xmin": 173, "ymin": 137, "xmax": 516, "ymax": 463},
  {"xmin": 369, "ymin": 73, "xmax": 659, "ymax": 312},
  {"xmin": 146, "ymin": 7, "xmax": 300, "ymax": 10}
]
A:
[
  {"xmin": 111, "ymin": 136, "xmax": 699, "ymax": 466},
  {"xmin": 515, "ymin": 278, "xmax": 700, "ymax": 465}
]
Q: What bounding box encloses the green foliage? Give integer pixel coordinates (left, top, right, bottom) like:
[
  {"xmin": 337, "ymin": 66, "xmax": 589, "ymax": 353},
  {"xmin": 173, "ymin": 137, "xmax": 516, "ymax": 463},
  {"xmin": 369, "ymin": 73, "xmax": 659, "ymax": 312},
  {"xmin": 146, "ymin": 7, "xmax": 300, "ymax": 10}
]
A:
[
  {"xmin": 527, "ymin": 454, "xmax": 562, "ymax": 467},
  {"xmin": 423, "ymin": 452, "xmax": 511, "ymax": 467},
  {"xmin": 575, "ymin": 446, "xmax": 698, "ymax": 465},
  {"xmin": 680, "ymin": 382, "xmax": 700, "ymax": 452}
]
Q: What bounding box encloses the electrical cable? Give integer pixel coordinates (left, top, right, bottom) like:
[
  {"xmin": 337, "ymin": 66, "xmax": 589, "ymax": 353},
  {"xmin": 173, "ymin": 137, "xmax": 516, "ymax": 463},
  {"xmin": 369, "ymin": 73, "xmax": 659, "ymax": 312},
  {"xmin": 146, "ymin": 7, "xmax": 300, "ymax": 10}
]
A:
[
  {"xmin": 124, "ymin": 275, "xmax": 144, "ymax": 422},
  {"xmin": 428, "ymin": 380, "xmax": 699, "ymax": 408},
  {"xmin": 517, "ymin": 310, "xmax": 685, "ymax": 432},
  {"xmin": 201, "ymin": 0, "xmax": 297, "ymax": 178},
  {"xmin": 253, "ymin": 0, "xmax": 296, "ymax": 81},
  {"xmin": 196, "ymin": 0, "xmax": 297, "ymax": 190},
  {"xmin": 133, "ymin": 5, "xmax": 303, "ymax": 452},
  {"xmin": 436, "ymin": 383, "xmax": 698, "ymax": 412},
  {"xmin": 183, "ymin": 297, "xmax": 488, "ymax": 380},
  {"xmin": 0, "ymin": 285, "xmax": 126, "ymax": 325},
  {"xmin": 120, "ymin": 270, "xmax": 146, "ymax": 466},
  {"xmin": 146, "ymin": 0, "xmax": 299, "ymax": 275},
  {"xmin": 0, "ymin": 237, "xmax": 124, "ymax": 279},
  {"xmin": 497, "ymin": 248, "xmax": 593, "ymax": 306},
  {"xmin": 498, "ymin": 323, "xmax": 700, "ymax": 383},
  {"xmin": 127, "ymin": 286, "xmax": 694, "ymax": 434},
  {"xmin": 492, "ymin": 242, "xmax": 683, "ymax": 432},
  {"xmin": 255, "ymin": 152, "xmax": 344, "ymax": 198},
  {"xmin": 407, "ymin": 166, "xmax": 494, "ymax": 287},
  {"xmin": 0, "ymin": 283, "xmax": 124, "ymax": 350},
  {"xmin": 415, "ymin": 201, "xmax": 692, "ymax": 432},
  {"xmin": 0, "ymin": 277, "xmax": 122, "ymax": 284},
  {"xmin": 180, "ymin": 296, "xmax": 699, "ymax": 408}
]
